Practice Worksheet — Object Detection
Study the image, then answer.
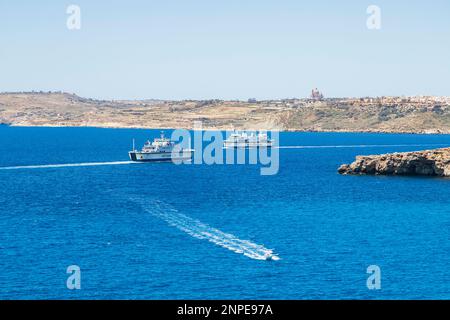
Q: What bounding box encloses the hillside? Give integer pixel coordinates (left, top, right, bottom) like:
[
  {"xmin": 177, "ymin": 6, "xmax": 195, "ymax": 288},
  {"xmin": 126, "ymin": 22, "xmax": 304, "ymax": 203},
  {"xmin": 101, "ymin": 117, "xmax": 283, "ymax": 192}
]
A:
[{"xmin": 1, "ymin": 92, "xmax": 449, "ymax": 133}]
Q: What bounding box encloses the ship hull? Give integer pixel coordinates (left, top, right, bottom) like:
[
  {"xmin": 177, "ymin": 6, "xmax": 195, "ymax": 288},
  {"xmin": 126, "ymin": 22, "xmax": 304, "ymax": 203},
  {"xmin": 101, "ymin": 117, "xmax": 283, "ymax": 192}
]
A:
[
  {"xmin": 129, "ymin": 150, "xmax": 193, "ymax": 162},
  {"xmin": 223, "ymin": 142, "xmax": 273, "ymax": 149}
]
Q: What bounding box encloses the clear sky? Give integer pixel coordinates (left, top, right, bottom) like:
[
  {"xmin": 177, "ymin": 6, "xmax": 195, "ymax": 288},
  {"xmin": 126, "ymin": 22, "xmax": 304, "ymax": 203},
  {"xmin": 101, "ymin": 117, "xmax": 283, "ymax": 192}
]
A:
[{"xmin": 1, "ymin": 0, "xmax": 449, "ymax": 100}]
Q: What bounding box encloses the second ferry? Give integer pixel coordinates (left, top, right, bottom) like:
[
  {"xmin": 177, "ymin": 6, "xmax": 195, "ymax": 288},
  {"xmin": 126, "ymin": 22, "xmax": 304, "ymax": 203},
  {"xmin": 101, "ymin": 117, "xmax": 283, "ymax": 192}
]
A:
[
  {"xmin": 223, "ymin": 131, "xmax": 274, "ymax": 148},
  {"xmin": 129, "ymin": 131, "xmax": 194, "ymax": 162}
]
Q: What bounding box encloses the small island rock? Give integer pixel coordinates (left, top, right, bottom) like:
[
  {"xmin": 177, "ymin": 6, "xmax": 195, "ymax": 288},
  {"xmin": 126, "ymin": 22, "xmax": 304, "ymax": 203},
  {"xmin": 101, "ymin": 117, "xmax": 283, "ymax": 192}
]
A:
[{"xmin": 338, "ymin": 148, "xmax": 450, "ymax": 177}]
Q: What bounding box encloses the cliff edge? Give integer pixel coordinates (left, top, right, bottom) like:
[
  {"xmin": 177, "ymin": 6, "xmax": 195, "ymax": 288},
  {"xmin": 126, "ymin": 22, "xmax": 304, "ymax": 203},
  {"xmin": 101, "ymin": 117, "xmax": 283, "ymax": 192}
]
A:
[{"xmin": 338, "ymin": 148, "xmax": 450, "ymax": 176}]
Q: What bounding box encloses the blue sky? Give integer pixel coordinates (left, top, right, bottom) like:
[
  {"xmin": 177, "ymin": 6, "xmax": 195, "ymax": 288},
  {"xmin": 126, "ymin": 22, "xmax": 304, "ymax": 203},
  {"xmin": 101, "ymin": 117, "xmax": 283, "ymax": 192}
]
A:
[{"xmin": 0, "ymin": 0, "xmax": 449, "ymax": 100}]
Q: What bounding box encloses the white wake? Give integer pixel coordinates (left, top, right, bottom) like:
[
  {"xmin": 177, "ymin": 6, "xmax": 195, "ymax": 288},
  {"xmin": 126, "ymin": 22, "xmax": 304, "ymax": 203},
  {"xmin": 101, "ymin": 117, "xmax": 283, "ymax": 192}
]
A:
[
  {"xmin": 0, "ymin": 161, "xmax": 136, "ymax": 170},
  {"xmin": 277, "ymin": 143, "xmax": 448, "ymax": 149},
  {"xmin": 136, "ymin": 198, "xmax": 280, "ymax": 261}
]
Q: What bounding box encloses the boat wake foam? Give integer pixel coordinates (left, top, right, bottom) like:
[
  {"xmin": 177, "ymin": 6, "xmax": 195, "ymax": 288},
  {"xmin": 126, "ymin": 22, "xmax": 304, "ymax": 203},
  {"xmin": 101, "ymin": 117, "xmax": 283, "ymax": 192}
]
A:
[
  {"xmin": 2, "ymin": 144, "xmax": 445, "ymax": 170},
  {"xmin": 134, "ymin": 198, "xmax": 280, "ymax": 261},
  {"xmin": 277, "ymin": 143, "xmax": 448, "ymax": 149},
  {"xmin": 0, "ymin": 161, "xmax": 136, "ymax": 170}
]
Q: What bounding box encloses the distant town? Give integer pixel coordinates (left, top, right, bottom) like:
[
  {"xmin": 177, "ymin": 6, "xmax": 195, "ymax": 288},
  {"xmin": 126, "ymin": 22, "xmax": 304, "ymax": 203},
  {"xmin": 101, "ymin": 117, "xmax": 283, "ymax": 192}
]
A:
[{"xmin": 0, "ymin": 90, "xmax": 449, "ymax": 133}]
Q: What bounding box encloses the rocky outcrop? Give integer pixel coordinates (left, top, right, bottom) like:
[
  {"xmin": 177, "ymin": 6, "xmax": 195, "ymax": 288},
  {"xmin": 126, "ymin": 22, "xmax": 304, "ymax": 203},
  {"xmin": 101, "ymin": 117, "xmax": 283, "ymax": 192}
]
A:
[{"xmin": 338, "ymin": 148, "xmax": 450, "ymax": 177}]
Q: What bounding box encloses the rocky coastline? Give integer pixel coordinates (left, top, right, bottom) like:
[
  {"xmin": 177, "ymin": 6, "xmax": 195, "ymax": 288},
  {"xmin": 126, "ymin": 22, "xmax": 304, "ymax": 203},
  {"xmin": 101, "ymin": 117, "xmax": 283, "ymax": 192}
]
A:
[{"xmin": 338, "ymin": 148, "xmax": 450, "ymax": 177}]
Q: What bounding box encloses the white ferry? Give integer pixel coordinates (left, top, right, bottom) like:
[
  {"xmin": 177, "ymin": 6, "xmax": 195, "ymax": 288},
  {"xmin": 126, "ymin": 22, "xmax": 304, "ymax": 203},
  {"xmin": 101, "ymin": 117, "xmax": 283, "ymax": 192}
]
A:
[
  {"xmin": 223, "ymin": 131, "xmax": 274, "ymax": 148},
  {"xmin": 129, "ymin": 131, "xmax": 194, "ymax": 162}
]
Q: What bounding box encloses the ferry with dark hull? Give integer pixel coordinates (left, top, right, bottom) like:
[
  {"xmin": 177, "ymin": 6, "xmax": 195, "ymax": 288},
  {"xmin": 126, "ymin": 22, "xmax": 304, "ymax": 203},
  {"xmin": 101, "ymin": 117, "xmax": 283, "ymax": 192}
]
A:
[{"xmin": 129, "ymin": 131, "xmax": 194, "ymax": 162}]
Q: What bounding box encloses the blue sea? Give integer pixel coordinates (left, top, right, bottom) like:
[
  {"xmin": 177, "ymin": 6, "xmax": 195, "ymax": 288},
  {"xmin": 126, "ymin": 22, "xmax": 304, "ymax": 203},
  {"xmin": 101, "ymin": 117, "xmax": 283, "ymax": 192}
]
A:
[{"xmin": 0, "ymin": 126, "xmax": 449, "ymax": 299}]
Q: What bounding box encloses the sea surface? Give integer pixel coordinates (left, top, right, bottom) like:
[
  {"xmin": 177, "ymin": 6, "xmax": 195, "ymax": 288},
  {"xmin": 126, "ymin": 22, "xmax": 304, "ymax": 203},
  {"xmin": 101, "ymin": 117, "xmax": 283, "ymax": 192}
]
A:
[{"xmin": 0, "ymin": 126, "xmax": 449, "ymax": 299}]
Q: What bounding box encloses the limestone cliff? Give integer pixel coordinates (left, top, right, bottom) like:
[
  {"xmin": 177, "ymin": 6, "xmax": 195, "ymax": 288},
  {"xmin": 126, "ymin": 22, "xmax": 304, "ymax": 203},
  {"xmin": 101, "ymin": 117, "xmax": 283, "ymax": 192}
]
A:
[{"xmin": 338, "ymin": 148, "xmax": 450, "ymax": 176}]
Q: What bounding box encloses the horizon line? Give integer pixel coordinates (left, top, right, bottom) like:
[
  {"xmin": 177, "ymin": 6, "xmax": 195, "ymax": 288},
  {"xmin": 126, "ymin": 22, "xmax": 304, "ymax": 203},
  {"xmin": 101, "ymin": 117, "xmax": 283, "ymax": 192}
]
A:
[{"xmin": 1, "ymin": 91, "xmax": 450, "ymax": 102}]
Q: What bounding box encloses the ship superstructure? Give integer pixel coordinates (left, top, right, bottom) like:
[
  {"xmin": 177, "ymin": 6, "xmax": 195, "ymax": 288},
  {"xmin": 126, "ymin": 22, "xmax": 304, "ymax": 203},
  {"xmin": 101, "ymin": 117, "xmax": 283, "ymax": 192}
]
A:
[
  {"xmin": 223, "ymin": 131, "xmax": 273, "ymax": 148},
  {"xmin": 129, "ymin": 131, "xmax": 194, "ymax": 162}
]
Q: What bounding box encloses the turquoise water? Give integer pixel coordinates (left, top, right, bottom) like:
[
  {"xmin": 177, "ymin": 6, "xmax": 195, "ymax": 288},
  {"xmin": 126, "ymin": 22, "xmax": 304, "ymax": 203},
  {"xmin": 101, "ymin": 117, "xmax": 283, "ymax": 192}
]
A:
[{"xmin": 0, "ymin": 126, "xmax": 449, "ymax": 299}]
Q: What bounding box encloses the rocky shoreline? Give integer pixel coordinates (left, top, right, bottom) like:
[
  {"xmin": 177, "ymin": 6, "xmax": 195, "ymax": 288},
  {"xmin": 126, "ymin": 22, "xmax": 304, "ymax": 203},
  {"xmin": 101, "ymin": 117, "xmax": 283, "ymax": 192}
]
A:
[
  {"xmin": 3, "ymin": 123, "xmax": 450, "ymax": 134},
  {"xmin": 338, "ymin": 148, "xmax": 450, "ymax": 177}
]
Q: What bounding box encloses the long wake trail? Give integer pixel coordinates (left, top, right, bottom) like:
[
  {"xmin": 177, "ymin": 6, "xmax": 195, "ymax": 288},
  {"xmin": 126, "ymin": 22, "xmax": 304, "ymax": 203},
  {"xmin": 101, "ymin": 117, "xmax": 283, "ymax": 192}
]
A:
[
  {"xmin": 135, "ymin": 198, "xmax": 280, "ymax": 261},
  {"xmin": 0, "ymin": 161, "xmax": 136, "ymax": 170},
  {"xmin": 1, "ymin": 144, "xmax": 447, "ymax": 170},
  {"xmin": 277, "ymin": 143, "xmax": 448, "ymax": 149}
]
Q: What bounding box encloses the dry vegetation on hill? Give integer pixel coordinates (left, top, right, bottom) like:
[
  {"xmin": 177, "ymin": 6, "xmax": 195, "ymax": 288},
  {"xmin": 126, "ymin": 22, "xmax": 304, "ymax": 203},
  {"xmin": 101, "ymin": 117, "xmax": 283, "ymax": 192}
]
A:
[{"xmin": 1, "ymin": 92, "xmax": 449, "ymax": 133}]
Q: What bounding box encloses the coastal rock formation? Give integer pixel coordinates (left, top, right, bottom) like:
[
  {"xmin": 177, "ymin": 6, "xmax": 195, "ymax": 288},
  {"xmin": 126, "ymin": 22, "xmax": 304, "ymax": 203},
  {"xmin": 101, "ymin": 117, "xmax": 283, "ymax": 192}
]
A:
[{"xmin": 338, "ymin": 148, "xmax": 450, "ymax": 177}]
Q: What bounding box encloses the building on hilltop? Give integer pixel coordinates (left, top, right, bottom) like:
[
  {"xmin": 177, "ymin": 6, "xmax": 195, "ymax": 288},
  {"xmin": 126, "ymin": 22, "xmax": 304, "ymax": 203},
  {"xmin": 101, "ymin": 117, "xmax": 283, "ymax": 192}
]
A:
[{"xmin": 310, "ymin": 88, "xmax": 324, "ymax": 101}]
